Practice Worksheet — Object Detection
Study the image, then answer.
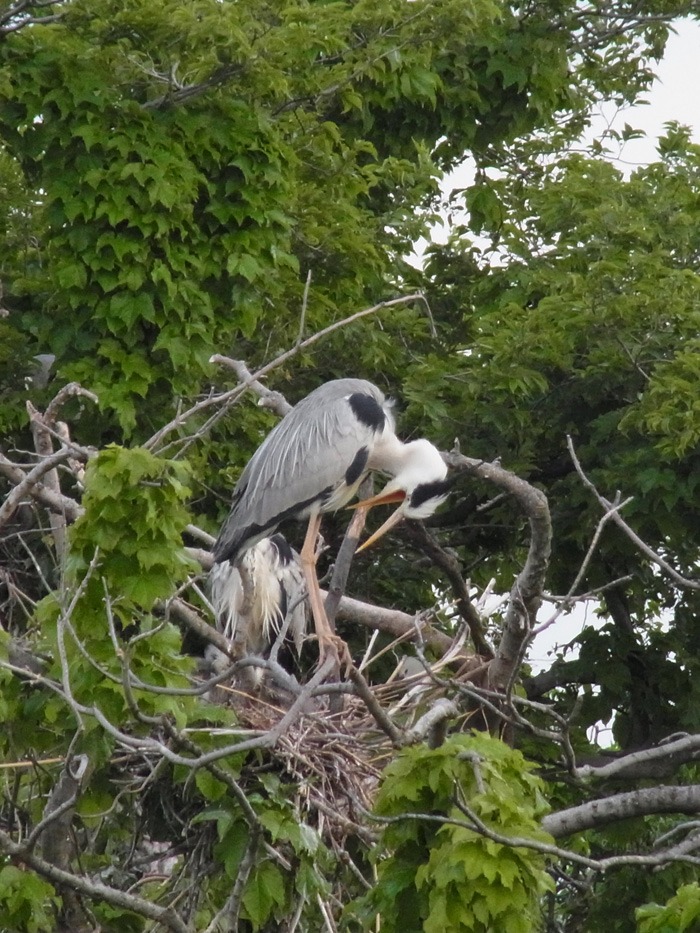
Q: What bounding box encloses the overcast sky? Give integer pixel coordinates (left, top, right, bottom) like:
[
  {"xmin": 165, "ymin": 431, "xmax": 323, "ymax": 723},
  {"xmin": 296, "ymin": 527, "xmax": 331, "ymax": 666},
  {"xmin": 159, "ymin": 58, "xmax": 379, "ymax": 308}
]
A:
[
  {"xmin": 418, "ymin": 16, "xmax": 700, "ymax": 258},
  {"xmin": 591, "ymin": 16, "xmax": 700, "ymax": 170}
]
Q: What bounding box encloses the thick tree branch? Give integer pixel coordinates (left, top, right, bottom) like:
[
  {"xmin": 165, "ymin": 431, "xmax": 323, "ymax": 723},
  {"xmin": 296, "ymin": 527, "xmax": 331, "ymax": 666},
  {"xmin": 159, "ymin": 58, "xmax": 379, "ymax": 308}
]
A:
[
  {"xmin": 333, "ymin": 592, "xmax": 455, "ymax": 657},
  {"xmin": 576, "ymin": 733, "xmax": 700, "ymax": 782},
  {"xmin": 0, "ymin": 453, "xmax": 81, "ymax": 521},
  {"xmin": 444, "ymin": 452, "xmax": 552, "ymax": 693},
  {"xmin": 543, "ymin": 785, "xmax": 700, "ymax": 838},
  {"xmin": 0, "ymin": 448, "xmax": 78, "ymax": 532},
  {"xmin": 0, "ymin": 828, "xmax": 190, "ymax": 933}
]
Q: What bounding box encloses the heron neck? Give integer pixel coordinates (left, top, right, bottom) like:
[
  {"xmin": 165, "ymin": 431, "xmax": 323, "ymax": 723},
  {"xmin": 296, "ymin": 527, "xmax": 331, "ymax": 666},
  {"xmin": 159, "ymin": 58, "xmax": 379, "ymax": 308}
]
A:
[{"xmin": 368, "ymin": 430, "xmax": 410, "ymax": 475}]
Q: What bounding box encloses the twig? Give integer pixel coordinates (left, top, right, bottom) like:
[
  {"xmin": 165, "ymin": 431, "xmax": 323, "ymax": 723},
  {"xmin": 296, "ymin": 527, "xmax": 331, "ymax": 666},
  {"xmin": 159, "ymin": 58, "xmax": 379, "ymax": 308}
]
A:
[
  {"xmin": 0, "ymin": 828, "xmax": 190, "ymax": 933},
  {"xmin": 207, "ymin": 358, "xmax": 292, "ymax": 417},
  {"xmin": 408, "ymin": 523, "xmax": 493, "ymax": 658},
  {"xmin": 206, "ymin": 825, "xmax": 261, "ymax": 932},
  {"xmin": 567, "ymin": 435, "xmax": 699, "ymax": 590},
  {"xmin": 346, "ymin": 665, "xmax": 403, "ymax": 747},
  {"xmin": 145, "ymin": 292, "xmax": 428, "ymax": 452},
  {"xmin": 297, "ymin": 268, "xmax": 312, "ymax": 346},
  {"xmin": 0, "ymin": 448, "xmax": 78, "ymax": 532},
  {"xmin": 443, "ymin": 451, "xmax": 552, "ymax": 696}
]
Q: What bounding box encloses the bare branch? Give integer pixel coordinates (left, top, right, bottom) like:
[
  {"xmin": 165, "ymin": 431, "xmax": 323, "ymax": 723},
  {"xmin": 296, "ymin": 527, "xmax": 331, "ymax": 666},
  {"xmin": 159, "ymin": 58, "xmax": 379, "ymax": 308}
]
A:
[
  {"xmin": 576, "ymin": 733, "xmax": 700, "ymax": 782},
  {"xmin": 0, "ymin": 448, "xmax": 77, "ymax": 532},
  {"xmin": 297, "ymin": 268, "xmax": 312, "ymax": 347},
  {"xmin": 347, "ymin": 664, "xmax": 404, "ymax": 747},
  {"xmin": 407, "ymin": 523, "xmax": 494, "ymax": 658},
  {"xmin": 543, "ymin": 785, "xmax": 700, "ymax": 838},
  {"xmin": 209, "ymin": 357, "xmax": 292, "ymax": 417},
  {"xmin": 567, "ymin": 435, "xmax": 699, "ymax": 590},
  {"xmin": 333, "ymin": 592, "xmax": 455, "ymax": 656},
  {"xmin": 444, "ymin": 451, "xmax": 552, "ymax": 693},
  {"xmin": 42, "ymin": 382, "xmax": 99, "ymax": 426},
  {"xmin": 0, "ymin": 452, "xmax": 82, "ymax": 521},
  {"xmin": 404, "ymin": 698, "xmax": 459, "ymax": 747},
  {"xmin": 0, "ymin": 828, "xmax": 190, "ymax": 933},
  {"xmin": 145, "ymin": 292, "xmax": 429, "ymax": 452}
]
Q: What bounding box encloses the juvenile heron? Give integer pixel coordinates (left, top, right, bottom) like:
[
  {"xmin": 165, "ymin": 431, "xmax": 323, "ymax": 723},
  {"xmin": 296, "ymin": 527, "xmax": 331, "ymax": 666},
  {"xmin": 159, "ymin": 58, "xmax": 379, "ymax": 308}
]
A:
[
  {"xmin": 210, "ymin": 532, "xmax": 307, "ymax": 658},
  {"xmin": 213, "ymin": 378, "xmax": 450, "ymax": 664}
]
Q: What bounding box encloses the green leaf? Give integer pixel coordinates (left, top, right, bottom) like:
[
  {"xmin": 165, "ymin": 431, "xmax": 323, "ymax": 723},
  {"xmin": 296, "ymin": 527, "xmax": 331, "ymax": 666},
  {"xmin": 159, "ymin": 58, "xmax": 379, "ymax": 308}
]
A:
[{"xmin": 242, "ymin": 861, "xmax": 286, "ymax": 928}]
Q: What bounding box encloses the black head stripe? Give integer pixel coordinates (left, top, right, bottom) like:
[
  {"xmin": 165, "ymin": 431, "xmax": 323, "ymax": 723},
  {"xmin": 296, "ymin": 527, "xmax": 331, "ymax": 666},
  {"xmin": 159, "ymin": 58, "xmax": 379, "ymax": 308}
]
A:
[
  {"xmin": 345, "ymin": 445, "xmax": 369, "ymax": 486},
  {"xmin": 348, "ymin": 392, "xmax": 386, "ymax": 431},
  {"xmin": 410, "ymin": 478, "xmax": 452, "ymax": 510}
]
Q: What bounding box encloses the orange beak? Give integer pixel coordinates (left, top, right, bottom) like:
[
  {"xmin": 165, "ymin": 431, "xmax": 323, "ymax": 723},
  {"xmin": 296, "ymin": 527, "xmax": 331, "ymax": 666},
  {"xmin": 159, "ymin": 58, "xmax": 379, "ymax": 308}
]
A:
[{"xmin": 348, "ymin": 489, "xmax": 407, "ymax": 552}]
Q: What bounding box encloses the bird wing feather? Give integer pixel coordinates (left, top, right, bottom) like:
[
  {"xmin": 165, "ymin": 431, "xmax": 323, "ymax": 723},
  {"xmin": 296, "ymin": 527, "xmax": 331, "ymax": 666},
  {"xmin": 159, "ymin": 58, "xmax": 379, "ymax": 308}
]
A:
[{"xmin": 215, "ymin": 379, "xmax": 386, "ymax": 560}]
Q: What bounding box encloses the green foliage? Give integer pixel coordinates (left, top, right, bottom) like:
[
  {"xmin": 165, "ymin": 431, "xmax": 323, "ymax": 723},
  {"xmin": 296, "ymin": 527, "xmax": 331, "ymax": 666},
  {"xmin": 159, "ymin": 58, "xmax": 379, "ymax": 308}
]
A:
[
  {"xmin": 68, "ymin": 445, "xmax": 197, "ymax": 608},
  {"xmin": 637, "ymin": 883, "xmax": 700, "ymax": 933},
  {"xmin": 0, "ymin": 1, "xmax": 698, "ymax": 930},
  {"xmin": 191, "ymin": 773, "xmax": 331, "ymax": 929},
  {"xmin": 423, "ymin": 126, "xmax": 700, "ymax": 647},
  {"xmin": 0, "ymin": 864, "xmax": 60, "ymax": 933},
  {"xmin": 0, "ymin": 0, "xmax": 682, "ymax": 442},
  {"xmin": 35, "ymin": 446, "xmax": 198, "ymax": 730},
  {"xmin": 354, "ymin": 733, "xmax": 554, "ymax": 932}
]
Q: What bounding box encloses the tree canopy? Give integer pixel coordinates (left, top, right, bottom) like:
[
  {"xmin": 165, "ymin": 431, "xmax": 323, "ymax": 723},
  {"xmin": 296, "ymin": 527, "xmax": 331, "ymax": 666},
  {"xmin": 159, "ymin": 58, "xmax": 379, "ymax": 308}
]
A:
[{"xmin": 1, "ymin": 0, "xmax": 699, "ymax": 930}]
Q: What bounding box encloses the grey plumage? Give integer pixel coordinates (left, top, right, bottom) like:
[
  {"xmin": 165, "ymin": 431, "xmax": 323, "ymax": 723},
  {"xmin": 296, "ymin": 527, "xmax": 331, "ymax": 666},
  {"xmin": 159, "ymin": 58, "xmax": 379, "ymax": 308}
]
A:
[
  {"xmin": 214, "ymin": 379, "xmax": 393, "ymax": 564},
  {"xmin": 212, "ymin": 377, "xmax": 450, "ymax": 667}
]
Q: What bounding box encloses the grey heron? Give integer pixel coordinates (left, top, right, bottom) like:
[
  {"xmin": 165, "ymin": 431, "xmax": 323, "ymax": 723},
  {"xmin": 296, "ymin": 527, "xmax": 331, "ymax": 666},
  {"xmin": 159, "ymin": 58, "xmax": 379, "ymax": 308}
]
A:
[{"xmin": 213, "ymin": 378, "xmax": 450, "ymax": 665}]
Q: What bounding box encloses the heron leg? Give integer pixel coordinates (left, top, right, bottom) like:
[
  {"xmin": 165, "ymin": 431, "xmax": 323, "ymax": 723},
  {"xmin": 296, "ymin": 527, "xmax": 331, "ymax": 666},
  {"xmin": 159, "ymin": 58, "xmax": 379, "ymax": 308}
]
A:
[{"xmin": 300, "ymin": 512, "xmax": 350, "ymax": 673}]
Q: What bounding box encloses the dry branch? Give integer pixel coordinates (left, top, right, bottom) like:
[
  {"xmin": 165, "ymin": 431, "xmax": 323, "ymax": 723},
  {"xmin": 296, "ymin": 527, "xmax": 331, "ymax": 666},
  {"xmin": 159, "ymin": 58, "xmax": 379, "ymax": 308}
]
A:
[
  {"xmin": 543, "ymin": 785, "xmax": 700, "ymax": 838},
  {"xmin": 567, "ymin": 435, "xmax": 699, "ymax": 590},
  {"xmin": 0, "ymin": 452, "xmax": 82, "ymax": 521},
  {"xmin": 443, "ymin": 451, "xmax": 552, "ymax": 693},
  {"xmin": 147, "ymin": 292, "xmax": 428, "ymax": 452},
  {"xmin": 576, "ymin": 733, "xmax": 700, "ymax": 782},
  {"xmin": 0, "ymin": 828, "xmax": 190, "ymax": 933}
]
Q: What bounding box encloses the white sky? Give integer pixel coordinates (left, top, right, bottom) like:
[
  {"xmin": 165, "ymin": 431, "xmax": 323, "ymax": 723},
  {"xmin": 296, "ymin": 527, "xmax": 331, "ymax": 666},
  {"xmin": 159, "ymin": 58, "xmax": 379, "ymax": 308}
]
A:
[
  {"xmin": 414, "ymin": 16, "xmax": 700, "ymax": 261},
  {"xmin": 597, "ymin": 17, "xmax": 700, "ymax": 169}
]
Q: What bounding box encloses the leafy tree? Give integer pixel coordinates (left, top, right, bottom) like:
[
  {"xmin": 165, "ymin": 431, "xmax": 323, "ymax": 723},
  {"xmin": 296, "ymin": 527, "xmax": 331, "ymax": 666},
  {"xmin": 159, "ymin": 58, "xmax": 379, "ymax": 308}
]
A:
[{"xmin": 0, "ymin": 1, "xmax": 699, "ymax": 931}]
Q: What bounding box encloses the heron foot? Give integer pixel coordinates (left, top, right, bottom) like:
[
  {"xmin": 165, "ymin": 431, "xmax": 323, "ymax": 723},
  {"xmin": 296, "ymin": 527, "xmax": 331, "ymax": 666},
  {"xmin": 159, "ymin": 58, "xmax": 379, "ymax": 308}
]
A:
[{"xmin": 316, "ymin": 632, "xmax": 352, "ymax": 678}]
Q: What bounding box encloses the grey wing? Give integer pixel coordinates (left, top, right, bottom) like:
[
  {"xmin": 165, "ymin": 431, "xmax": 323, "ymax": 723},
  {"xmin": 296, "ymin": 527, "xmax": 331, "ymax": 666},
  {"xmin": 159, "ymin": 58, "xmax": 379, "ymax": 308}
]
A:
[{"xmin": 215, "ymin": 380, "xmax": 385, "ymax": 561}]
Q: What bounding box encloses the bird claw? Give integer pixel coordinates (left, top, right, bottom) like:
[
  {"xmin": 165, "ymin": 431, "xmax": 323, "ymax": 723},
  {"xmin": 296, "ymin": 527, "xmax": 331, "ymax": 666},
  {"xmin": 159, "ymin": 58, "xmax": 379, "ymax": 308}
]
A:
[{"xmin": 317, "ymin": 633, "xmax": 353, "ymax": 678}]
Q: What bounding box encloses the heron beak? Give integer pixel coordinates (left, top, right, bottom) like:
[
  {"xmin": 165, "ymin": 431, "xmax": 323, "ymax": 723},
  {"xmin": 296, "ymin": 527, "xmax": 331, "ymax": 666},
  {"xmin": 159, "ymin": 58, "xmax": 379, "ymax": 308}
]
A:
[
  {"xmin": 348, "ymin": 489, "xmax": 406, "ymax": 510},
  {"xmin": 356, "ymin": 505, "xmax": 405, "ymax": 552}
]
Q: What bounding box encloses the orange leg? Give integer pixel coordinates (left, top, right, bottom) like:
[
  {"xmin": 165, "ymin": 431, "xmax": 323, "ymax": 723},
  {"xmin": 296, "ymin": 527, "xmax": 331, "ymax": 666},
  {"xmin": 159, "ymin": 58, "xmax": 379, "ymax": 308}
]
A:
[{"xmin": 300, "ymin": 511, "xmax": 349, "ymax": 672}]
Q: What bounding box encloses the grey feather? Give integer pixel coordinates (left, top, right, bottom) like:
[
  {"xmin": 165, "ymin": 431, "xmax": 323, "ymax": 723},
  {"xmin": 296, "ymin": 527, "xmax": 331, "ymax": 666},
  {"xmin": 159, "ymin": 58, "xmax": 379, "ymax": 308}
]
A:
[{"xmin": 214, "ymin": 379, "xmax": 391, "ymax": 562}]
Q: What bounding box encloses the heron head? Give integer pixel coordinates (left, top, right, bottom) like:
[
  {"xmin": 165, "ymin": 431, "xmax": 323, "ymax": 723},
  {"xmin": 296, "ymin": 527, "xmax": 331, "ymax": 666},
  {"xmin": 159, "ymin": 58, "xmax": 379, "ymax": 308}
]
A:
[{"xmin": 351, "ymin": 440, "xmax": 450, "ymax": 551}]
